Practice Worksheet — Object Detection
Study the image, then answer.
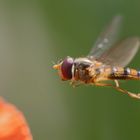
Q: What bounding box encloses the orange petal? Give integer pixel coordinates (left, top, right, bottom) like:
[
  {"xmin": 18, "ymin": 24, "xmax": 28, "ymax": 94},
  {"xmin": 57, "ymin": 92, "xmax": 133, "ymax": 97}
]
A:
[{"xmin": 0, "ymin": 98, "xmax": 32, "ymax": 140}]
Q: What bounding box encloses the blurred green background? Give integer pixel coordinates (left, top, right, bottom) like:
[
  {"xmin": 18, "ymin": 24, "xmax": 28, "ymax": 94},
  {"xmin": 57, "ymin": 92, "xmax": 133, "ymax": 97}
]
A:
[{"xmin": 1, "ymin": 0, "xmax": 140, "ymax": 140}]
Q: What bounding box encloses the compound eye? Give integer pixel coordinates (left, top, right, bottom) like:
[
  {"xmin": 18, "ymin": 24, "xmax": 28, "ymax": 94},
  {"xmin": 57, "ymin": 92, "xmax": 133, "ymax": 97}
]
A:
[{"xmin": 61, "ymin": 57, "xmax": 74, "ymax": 80}]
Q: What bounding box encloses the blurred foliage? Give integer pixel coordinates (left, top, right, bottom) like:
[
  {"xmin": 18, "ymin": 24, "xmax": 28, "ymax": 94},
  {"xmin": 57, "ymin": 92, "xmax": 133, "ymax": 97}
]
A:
[{"xmin": 0, "ymin": 0, "xmax": 140, "ymax": 140}]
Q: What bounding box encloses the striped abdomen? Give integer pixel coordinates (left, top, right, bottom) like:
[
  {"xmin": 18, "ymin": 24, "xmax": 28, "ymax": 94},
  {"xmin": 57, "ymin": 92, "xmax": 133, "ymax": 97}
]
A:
[{"xmin": 109, "ymin": 67, "xmax": 140, "ymax": 80}]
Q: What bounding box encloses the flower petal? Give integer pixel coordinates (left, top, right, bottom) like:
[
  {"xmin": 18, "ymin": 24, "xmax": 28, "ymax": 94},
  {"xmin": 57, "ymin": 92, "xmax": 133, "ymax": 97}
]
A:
[{"xmin": 0, "ymin": 98, "xmax": 32, "ymax": 140}]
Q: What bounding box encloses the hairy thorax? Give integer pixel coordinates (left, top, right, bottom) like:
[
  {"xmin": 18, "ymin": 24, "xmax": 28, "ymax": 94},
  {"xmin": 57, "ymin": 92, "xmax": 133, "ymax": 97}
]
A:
[{"xmin": 74, "ymin": 59, "xmax": 110, "ymax": 83}]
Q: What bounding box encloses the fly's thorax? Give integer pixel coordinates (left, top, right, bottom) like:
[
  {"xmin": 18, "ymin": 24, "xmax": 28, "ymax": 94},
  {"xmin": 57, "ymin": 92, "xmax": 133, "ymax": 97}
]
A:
[
  {"xmin": 88, "ymin": 62, "xmax": 106, "ymax": 77},
  {"xmin": 73, "ymin": 58, "xmax": 93, "ymax": 82}
]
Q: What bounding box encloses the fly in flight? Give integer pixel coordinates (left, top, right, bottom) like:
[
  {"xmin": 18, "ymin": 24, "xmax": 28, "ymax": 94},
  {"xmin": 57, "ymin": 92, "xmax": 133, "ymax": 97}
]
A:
[{"xmin": 53, "ymin": 16, "xmax": 140, "ymax": 99}]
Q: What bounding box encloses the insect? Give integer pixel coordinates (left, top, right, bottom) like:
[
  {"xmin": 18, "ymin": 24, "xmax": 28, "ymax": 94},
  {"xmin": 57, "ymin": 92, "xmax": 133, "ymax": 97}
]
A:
[{"xmin": 53, "ymin": 16, "xmax": 140, "ymax": 99}]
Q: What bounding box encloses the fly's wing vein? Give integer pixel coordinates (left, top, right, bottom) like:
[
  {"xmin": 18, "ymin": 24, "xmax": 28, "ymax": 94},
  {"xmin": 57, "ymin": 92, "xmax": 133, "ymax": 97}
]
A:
[
  {"xmin": 97, "ymin": 37, "xmax": 140, "ymax": 67},
  {"xmin": 88, "ymin": 15, "xmax": 122, "ymax": 60}
]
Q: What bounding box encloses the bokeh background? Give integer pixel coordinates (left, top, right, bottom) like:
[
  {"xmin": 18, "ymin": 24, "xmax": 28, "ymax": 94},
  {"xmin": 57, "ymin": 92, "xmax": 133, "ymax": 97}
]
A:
[{"xmin": 1, "ymin": 0, "xmax": 140, "ymax": 140}]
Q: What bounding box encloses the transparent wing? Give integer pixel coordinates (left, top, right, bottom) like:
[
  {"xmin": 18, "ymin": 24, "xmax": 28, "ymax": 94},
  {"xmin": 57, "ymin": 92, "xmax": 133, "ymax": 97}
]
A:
[
  {"xmin": 88, "ymin": 15, "xmax": 122, "ymax": 59},
  {"xmin": 97, "ymin": 37, "xmax": 140, "ymax": 67}
]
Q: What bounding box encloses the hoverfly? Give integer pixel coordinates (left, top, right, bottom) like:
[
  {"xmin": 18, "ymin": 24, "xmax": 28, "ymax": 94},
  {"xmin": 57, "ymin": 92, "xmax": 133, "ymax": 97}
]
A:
[{"xmin": 53, "ymin": 16, "xmax": 140, "ymax": 99}]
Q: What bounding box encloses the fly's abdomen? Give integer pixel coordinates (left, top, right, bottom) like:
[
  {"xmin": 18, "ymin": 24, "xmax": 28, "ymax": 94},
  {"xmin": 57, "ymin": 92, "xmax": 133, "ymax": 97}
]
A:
[{"xmin": 109, "ymin": 67, "xmax": 140, "ymax": 80}]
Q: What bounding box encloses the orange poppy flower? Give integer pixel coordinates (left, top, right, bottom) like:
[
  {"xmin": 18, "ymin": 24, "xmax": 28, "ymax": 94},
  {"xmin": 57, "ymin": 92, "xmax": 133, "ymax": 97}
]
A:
[{"xmin": 0, "ymin": 98, "xmax": 32, "ymax": 140}]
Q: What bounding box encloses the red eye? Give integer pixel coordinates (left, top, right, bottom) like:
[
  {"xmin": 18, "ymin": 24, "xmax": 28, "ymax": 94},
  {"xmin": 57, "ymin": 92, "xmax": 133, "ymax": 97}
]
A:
[{"xmin": 61, "ymin": 57, "xmax": 74, "ymax": 80}]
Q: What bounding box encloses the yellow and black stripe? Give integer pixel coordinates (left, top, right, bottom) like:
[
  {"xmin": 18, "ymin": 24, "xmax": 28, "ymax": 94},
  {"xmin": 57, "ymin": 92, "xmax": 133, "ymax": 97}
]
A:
[{"xmin": 109, "ymin": 67, "xmax": 140, "ymax": 80}]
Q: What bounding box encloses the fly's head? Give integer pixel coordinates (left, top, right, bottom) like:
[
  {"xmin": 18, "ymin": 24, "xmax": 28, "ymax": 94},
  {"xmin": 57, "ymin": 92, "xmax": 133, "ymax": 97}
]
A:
[{"xmin": 53, "ymin": 56, "xmax": 74, "ymax": 80}]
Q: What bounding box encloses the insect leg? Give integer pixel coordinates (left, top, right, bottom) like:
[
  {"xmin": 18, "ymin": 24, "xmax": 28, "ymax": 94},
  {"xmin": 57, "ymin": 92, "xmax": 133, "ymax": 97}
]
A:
[
  {"xmin": 70, "ymin": 80, "xmax": 81, "ymax": 87},
  {"xmin": 94, "ymin": 82, "xmax": 140, "ymax": 99},
  {"xmin": 114, "ymin": 80, "xmax": 119, "ymax": 87}
]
